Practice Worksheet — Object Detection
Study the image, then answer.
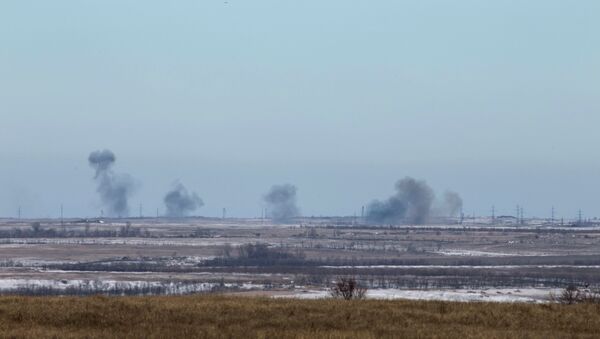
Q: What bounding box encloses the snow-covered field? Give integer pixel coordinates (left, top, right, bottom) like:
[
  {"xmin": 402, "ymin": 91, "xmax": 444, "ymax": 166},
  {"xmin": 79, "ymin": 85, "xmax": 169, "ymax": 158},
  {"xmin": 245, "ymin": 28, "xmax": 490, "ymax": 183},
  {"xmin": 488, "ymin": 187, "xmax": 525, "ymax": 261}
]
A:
[
  {"xmin": 0, "ymin": 256, "xmax": 217, "ymax": 268},
  {"xmin": 0, "ymin": 277, "xmax": 558, "ymax": 303},
  {"xmin": 403, "ymin": 224, "xmax": 600, "ymax": 231},
  {"xmin": 0, "ymin": 219, "xmax": 596, "ymax": 302},
  {"xmin": 0, "ymin": 259, "xmax": 78, "ymax": 267},
  {"xmin": 432, "ymin": 249, "xmax": 550, "ymax": 257},
  {"xmin": 320, "ymin": 265, "xmax": 600, "ymax": 269},
  {"xmin": 284, "ymin": 288, "xmax": 558, "ymax": 303},
  {"xmin": 0, "ymin": 238, "xmax": 270, "ymax": 247}
]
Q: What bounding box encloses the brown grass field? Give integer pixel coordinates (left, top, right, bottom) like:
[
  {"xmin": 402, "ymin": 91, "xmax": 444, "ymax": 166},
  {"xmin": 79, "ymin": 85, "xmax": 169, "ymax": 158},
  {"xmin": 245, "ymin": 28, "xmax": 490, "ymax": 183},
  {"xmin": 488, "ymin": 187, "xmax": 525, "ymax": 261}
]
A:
[{"xmin": 1, "ymin": 296, "xmax": 600, "ymax": 338}]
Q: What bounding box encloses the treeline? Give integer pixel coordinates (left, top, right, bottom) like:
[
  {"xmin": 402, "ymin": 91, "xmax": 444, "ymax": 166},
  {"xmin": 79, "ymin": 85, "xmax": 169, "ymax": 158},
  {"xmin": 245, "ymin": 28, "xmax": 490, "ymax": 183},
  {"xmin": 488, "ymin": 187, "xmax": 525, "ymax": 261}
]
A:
[
  {"xmin": 197, "ymin": 265, "xmax": 600, "ymax": 287},
  {"xmin": 204, "ymin": 253, "xmax": 600, "ymax": 268},
  {"xmin": 41, "ymin": 248, "xmax": 600, "ymax": 273},
  {"xmin": 0, "ymin": 281, "xmax": 265, "ymax": 297},
  {"xmin": 0, "ymin": 275, "xmax": 590, "ymax": 296},
  {"xmin": 297, "ymin": 274, "xmax": 592, "ymax": 290},
  {"xmin": 0, "ymin": 223, "xmax": 220, "ymax": 239},
  {"xmin": 41, "ymin": 257, "xmax": 600, "ymax": 290},
  {"xmin": 0, "ymin": 284, "xmax": 181, "ymax": 296},
  {"xmin": 0, "ymin": 222, "xmax": 147, "ymax": 238},
  {"xmin": 202, "ymin": 243, "xmax": 311, "ymax": 267},
  {"xmin": 321, "ymin": 224, "xmax": 600, "ymax": 233}
]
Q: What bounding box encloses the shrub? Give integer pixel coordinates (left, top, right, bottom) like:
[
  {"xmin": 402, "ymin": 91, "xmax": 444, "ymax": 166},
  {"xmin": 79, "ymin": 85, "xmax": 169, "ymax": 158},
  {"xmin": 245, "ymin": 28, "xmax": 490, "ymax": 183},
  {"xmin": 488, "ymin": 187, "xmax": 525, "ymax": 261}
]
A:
[
  {"xmin": 551, "ymin": 285, "xmax": 600, "ymax": 304},
  {"xmin": 330, "ymin": 277, "xmax": 367, "ymax": 300}
]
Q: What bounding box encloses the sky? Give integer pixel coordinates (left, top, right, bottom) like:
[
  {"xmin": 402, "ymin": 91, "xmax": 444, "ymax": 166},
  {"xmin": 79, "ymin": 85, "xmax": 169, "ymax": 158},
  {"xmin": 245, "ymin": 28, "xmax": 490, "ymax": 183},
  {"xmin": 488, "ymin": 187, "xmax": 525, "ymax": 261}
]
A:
[{"xmin": 1, "ymin": 1, "xmax": 599, "ymax": 219}]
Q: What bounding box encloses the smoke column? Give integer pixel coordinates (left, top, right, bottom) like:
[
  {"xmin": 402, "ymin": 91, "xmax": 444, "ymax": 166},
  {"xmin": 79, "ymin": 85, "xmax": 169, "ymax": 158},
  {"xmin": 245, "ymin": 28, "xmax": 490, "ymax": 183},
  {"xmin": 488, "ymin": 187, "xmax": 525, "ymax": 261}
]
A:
[
  {"xmin": 367, "ymin": 177, "xmax": 435, "ymax": 225},
  {"xmin": 164, "ymin": 182, "xmax": 204, "ymax": 217},
  {"xmin": 441, "ymin": 191, "xmax": 463, "ymax": 217},
  {"xmin": 88, "ymin": 150, "xmax": 135, "ymax": 217},
  {"xmin": 263, "ymin": 184, "xmax": 300, "ymax": 222}
]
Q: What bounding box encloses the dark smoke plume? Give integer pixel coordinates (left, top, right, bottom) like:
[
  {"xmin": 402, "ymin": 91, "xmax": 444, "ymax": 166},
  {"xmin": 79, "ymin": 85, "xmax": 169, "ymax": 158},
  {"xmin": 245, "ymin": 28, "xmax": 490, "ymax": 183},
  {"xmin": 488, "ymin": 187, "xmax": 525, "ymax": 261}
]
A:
[
  {"xmin": 164, "ymin": 182, "xmax": 204, "ymax": 217},
  {"xmin": 441, "ymin": 191, "xmax": 463, "ymax": 217},
  {"xmin": 88, "ymin": 150, "xmax": 135, "ymax": 217},
  {"xmin": 264, "ymin": 184, "xmax": 300, "ymax": 222},
  {"xmin": 88, "ymin": 150, "xmax": 115, "ymax": 177},
  {"xmin": 367, "ymin": 177, "xmax": 435, "ymax": 225}
]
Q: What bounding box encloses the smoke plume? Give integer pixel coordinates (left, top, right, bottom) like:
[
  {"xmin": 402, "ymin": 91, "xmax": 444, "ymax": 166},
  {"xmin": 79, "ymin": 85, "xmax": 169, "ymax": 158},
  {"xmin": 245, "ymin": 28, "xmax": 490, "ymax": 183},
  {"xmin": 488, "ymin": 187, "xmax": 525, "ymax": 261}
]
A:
[
  {"xmin": 264, "ymin": 184, "xmax": 300, "ymax": 222},
  {"xmin": 164, "ymin": 182, "xmax": 204, "ymax": 217},
  {"xmin": 88, "ymin": 150, "xmax": 135, "ymax": 217},
  {"xmin": 441, "ymin": 190, "xmax": 463, "ymax": 217},
  {"xmin": 367, "ymin": 177, "xmax": 464, "ymax": 224},
  {"xmin": 367, "ymin": 177, "xmax": 435, "ymax": 225}
]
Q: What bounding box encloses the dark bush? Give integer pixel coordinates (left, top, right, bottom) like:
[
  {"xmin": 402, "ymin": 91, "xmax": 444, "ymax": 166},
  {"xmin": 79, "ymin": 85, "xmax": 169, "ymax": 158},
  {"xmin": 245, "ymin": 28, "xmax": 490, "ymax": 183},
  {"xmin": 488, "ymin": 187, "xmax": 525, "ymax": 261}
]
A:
[{"xmin": 330, "ymin": 277, "xmax": 367, "ymax": 300}]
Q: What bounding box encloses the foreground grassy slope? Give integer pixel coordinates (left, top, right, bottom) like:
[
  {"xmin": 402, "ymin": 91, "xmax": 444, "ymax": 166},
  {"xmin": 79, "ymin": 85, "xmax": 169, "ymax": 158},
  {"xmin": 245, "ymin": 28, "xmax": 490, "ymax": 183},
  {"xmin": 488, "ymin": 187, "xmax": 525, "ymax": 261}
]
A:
[{"xmin": 1, "ymin": 295, "xmax": 599, "ymax": 338}]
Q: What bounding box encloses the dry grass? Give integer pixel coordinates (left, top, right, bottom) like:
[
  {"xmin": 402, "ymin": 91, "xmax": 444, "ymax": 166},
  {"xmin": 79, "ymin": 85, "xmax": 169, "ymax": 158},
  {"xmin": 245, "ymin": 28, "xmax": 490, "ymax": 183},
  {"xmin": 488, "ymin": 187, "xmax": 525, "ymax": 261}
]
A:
[{"xmin": 1, "ymin": 295, "xmax": 600, "ymax": 338}]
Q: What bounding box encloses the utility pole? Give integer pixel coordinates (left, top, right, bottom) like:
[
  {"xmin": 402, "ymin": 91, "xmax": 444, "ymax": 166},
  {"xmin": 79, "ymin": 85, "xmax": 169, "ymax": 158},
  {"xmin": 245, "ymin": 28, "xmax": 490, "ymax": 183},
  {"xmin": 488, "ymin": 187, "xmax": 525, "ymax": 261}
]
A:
[
  {"xmin": 520, "ymin": 207, "xmax": 524, "ymax": 225},
  {"xmin": 361, "ymin": 206, "xmax": 365, "ymax": 219},
  {"xmin": 222, "ymin": 208, "xmax": 226, "ymax": 219},
  {"xmin": 516, "ymin": 205, "xmax": 520, "ymax": 225},
  {"xmin": 60, "ymin": 204, "xmax": 64, "ymax": 226},
  {"xmin": 578, "ymin": 209, "xmax": 583, "ymax": 225},
  {"xmin": 551, "ymin": 206, "xmax": 555, "ymax": 225},
  {"xmin": 491, "ymin": 205, "xmax": 495, "ymax": 224},
  {"xmin": 18, "ymin": 206, "xmax": 21, "ymax": 220},
  {"xmin": 139, "ymin": 204, "xmax": 143, "ymax": 218}
]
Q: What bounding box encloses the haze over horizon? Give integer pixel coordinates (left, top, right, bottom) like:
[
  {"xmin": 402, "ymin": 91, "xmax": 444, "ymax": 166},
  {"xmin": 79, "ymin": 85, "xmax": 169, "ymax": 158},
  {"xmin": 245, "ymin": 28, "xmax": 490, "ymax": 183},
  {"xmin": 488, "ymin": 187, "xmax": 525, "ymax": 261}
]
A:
[{"xmin": 1, "ymin": 1, "xmax": 599, "ymax": 219}]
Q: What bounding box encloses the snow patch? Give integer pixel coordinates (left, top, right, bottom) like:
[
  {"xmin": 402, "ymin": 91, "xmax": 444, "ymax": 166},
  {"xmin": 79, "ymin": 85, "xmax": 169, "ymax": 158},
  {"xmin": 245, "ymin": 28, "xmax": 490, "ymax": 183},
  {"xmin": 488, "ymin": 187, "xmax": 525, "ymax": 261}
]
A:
[{"xmin": 280, "ymin": 288, "xmax": 559, "ymax": 303}]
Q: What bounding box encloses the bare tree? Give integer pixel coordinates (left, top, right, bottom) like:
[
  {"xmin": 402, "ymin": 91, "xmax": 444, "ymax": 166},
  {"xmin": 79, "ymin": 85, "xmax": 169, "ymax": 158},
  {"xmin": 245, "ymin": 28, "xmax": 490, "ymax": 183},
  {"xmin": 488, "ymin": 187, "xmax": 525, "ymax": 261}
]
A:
[
  {"xmin": 551, "ymin": 285, "xmax": 600, "ymax": 304},
  {"xmin": 558, "ymin": 285, "xmax": 581, "ymax": 305},
  {"xmin": 330, "ymin": 277, "xmax": 367, "ymax": 300}
]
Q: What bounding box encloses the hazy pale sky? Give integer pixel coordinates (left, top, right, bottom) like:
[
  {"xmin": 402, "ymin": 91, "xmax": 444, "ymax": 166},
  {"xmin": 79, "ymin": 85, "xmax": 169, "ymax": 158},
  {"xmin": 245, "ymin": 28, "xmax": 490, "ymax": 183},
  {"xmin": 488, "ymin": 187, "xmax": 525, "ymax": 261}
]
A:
[{"xmin": 1, "ymin": 1, "xmax": 599, "ymax": 219}]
